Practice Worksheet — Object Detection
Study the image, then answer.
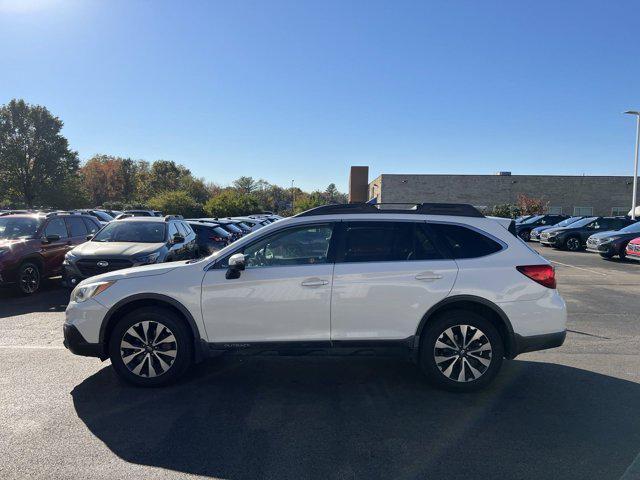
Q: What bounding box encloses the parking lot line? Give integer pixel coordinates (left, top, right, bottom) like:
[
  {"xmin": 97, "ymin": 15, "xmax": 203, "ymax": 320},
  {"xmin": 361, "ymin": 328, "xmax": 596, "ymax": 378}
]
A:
[
  {"xmin": 549, "ymin": 260, "xmax": 607, "ymax": 276},
  {"xmin": 0, "ymin": 345, "xmax": 64, "ymax": 350}
]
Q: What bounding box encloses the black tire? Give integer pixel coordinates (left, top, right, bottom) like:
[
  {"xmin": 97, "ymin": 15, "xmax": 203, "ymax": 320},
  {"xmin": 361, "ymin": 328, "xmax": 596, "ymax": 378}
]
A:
[
  {"xmin": 619, "ymin": 248, "xmax": 627, "ymax": 261},
  {"xmin": 564, "ymin": 236, "xmax": 582, "ymax": 252},
  {"xmin": 16, "ymin": 262, "xmax": 41, "ymax": 295},
  {"xmin": 599, "ymin": 252, "xmax": 613, "ymax": 260},
  {"xmin": 108, "ymin": 307, "xmax": 193, "ymax": 387},
  {"xmin": 518, "ymin": 229, "xmax": 531, "ymax": 242},
  {"xmin": 419, "ymin": 310, "xmax": 504, "ymax": 392}
]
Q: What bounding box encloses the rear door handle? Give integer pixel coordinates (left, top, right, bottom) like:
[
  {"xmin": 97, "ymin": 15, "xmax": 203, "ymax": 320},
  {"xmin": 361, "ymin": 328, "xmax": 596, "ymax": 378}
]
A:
[
  {"xmin": 415, "ymin": 272, "xmax": 443, "ymax": 281},
  {"xmin": 301, "ymin": 279, "xmax": 329, "ymax": 287}
]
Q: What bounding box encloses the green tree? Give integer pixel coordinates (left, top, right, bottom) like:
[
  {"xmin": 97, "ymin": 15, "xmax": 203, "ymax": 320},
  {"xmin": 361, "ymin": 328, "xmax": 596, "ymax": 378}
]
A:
[
  {"xmin": 148, "ymin": 160, "xmax": 191, "ymax": 196},
  {"xmin": 147, "ymin": 190, "xmax": 204, "ymax": 217},
  {"xmin": 233, "ymin": 176, "xmax": 257, "ymax": 194},
  {"xmin": 0, "ymin": 99, "xmax": 80, "ymax": 207},
  {"xmin": 204, "ymin": 189, "xmax": 259, "ymax": 217}
]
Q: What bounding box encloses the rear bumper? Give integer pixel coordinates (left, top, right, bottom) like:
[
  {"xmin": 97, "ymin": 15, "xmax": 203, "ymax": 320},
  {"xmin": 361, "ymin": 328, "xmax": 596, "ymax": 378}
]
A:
[
  {"xmin": 63, "ymin": 323, "xmax": 105, "ymax": 359},
  {"xmin": 512, "ymin": 330, "xmax": 566, "ymax": 356}
]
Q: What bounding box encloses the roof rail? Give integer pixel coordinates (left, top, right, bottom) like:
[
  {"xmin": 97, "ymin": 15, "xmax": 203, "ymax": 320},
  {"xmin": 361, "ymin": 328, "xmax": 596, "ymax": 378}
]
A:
[
  {"xmin": 295, "ymin": 203, "xmax": 484, "ymax": 218},
  {"xmin": 164, "ymin": 214, "xmax": 184, "ymax": 221},
  {"xmin": 45, "ymin": 210, "xmax": 84, "ymax": 218}
]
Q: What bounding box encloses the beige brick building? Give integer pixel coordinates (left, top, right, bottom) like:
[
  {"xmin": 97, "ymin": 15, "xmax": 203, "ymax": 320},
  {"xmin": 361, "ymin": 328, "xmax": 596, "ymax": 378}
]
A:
[{"xmin": 367, "ymin": 173, "xmax": 635, "ymax": 216}]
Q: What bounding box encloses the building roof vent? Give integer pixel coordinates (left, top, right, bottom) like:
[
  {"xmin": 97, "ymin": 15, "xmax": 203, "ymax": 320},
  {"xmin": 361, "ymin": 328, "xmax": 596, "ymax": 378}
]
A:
[{"xmin": 496, "ymin": 171, "xmax": 512, "ymax": 176}]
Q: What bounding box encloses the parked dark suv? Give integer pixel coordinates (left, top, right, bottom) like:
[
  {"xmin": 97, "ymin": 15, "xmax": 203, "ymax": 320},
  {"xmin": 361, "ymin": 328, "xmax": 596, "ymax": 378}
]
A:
[
  {"xmin": 585, "ymin": 221, "xmax": 640, "ymax": 259},
  {"xmin": 540, "ymin": 216, "xmax": 636, "ymax": 251},
  {"xmin": 187, "ymin": 220, "xmax": 232, "ymax": 256},
  {"xmin": 514, "ymin": 214, "xmax": 567, "ymax": 241},
  {"xmin": 0, "ymin": 212, "xmax": 101, "ymax": 294},
  {"xmin": 62, "ymin": 215, "xmax": 197, "ymax": 287}
]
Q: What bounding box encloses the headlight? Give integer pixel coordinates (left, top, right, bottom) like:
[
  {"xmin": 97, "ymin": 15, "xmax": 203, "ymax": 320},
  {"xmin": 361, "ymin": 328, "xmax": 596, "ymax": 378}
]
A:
[
  {"xmin": 134, "ymin": 252, "xmax": 160, "ymax": 264},
  {"xmin": 63, "ymin": 251, "xmax": 77, "ymax": 265},
  {"xmin": 547, "ymin": 231, "xmax": 558, "ymax": 237},
  {"xmin": 70, "ymin": 281, "xmax": 115, "ymax": 303},
  {"xmin": 599, "ymin": 236, "xmax": 618, "ymax": 244}
]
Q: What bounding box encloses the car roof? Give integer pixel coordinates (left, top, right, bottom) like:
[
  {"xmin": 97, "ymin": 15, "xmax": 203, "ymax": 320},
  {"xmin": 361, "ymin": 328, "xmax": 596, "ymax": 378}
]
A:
[{"xmin": 117, "ymin": 216, "xmax": 171, "ymax": 223}]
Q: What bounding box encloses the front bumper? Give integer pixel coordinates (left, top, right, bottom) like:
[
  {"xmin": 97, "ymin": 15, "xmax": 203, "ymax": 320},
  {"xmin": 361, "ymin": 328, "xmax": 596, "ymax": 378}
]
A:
[
  {"xmin": 586, "ymin": 243, "xmax": 612, "ymax": 254},
  {"xmin": 539, "ymin": 236, "xmax": 559, "ymax": 246},
  {"xmin": 63, "ymin": 323, "xmax": 105, "ymax": 359}
]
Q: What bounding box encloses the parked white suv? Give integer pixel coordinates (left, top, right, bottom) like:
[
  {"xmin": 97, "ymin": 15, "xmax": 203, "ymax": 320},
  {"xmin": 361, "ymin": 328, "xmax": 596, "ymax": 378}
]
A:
[{"xmin": 64, "ymin": 203, "xmax": 566, "ymax": 392}]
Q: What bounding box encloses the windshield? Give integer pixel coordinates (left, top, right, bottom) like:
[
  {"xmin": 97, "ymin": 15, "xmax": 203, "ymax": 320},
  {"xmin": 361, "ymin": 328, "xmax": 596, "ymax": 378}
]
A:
[
  {"xmin": 0, "ymin": 217, "xmax": 41, "ymax": 240},
  {"xmin": 565, "ymin": 216, "xmax": 598, "ymax": 228},
  {"xmin": 554, "ymin": 216, "xmax": 582, "ymax": 227},
  {"xmin": 92, "ymin": 221, "xmax": 166, "ymax": 243},
  {"xmin": 521, "ymin": 215, "xmax": 544, "ymax": 224},
  {"xmin": 620, "ymin": 222, "xmax": 640, "ymax": 233}
]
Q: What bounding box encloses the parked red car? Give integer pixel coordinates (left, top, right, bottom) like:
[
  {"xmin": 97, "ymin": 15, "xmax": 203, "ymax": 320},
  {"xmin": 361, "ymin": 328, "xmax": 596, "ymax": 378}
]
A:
[
  {"xmin": 0, "ymin": 212, "xmax": 101, "ymax": 294},
  {"xmin": 625, "ymin": 237, "xmax": 640, "ymax": 261}
]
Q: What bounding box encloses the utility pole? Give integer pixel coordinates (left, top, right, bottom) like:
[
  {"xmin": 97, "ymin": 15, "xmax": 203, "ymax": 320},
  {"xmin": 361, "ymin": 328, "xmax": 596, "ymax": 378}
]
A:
[{"xmin": 624, "ymin": 111, "xmax": 640, "ymax": 220}]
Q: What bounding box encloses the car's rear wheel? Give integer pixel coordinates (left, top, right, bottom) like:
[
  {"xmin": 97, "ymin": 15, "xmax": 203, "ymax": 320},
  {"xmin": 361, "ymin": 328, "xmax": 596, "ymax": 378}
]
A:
[
  {"xmin": 108, "ymin": 307, "xmax": 193, "ymax": 387},
  {"xmin": 565, "ymin": 236, "xmax": 582, "ymax": 251},
  {"xmin": 17, "ymin": 262, "xmax": 40, "ymax": 295},
  {"xmin": 419, "ymin": 310, "xmax": 504, "ymax": 392}
]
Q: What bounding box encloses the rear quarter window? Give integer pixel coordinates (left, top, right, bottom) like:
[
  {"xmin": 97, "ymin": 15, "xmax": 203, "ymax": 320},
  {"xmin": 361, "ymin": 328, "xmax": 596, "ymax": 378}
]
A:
[{"xmin": 429, "ymin": 223, "xmax": 503, "ymax": 259}]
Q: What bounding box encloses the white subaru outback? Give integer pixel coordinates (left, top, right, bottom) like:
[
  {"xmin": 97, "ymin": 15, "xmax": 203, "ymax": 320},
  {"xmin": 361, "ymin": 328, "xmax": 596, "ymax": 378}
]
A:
[{"xmin": 64, "ymin": 203, "xmax": 566, "ymax": 392}]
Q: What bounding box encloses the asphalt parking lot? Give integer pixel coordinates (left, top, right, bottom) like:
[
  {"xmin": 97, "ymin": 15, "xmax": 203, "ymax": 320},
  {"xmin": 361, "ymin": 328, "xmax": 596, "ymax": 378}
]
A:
[{"xmin": 1, "ymin": 245, "xmax": 639, "ymax": 480}]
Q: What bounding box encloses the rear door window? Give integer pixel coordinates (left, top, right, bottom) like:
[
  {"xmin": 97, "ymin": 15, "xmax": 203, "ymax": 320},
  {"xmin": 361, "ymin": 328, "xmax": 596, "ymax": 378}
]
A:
[
  {"xmin": 82, "ymin": 217, "xmax": 100, "ymax": 234},
  {"xmin": 338, "ymin": 222, "xmax": 444, "ymax": 263},
  {"xmin": 428, "ymin": 223, "xmax": 502, "ymax": 259},
  {"xmin": 65, "ymin": 217, "xmax": 88, "ymax": 237}
]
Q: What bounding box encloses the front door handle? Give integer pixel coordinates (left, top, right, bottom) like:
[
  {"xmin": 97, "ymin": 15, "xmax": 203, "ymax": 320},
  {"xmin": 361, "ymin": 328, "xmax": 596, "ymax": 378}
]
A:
[
  {"xmin": 415, "ymin": 272, "xmax": 443, "ymax": 281},
  {"xmin": 301, "ymin": 278, "xmax": 329, "ymax": 287}
]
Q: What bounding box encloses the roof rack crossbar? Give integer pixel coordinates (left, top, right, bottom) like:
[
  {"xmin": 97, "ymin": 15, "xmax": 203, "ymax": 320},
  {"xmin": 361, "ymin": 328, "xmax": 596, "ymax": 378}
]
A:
[{"xmin": 295, "ymin": 203, "xmax": 484, "ymax": 218}]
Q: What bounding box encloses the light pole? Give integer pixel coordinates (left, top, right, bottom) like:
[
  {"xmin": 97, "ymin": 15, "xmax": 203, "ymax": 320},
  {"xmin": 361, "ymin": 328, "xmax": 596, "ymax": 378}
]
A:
[
  {"xmin": 625, "ymin": 111, "xmax": 640, "ymax": 220},
  {"xmin": 291, "ymin": 179, "xmax": 295, "ymax": 212}
]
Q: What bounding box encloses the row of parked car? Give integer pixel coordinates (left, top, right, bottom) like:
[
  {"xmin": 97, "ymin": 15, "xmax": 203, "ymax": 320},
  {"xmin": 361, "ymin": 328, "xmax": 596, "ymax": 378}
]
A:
[
  {"xmin": 0, "ymin": 208, "xmax": 282, "ymax": 294},
  {"xmin": 513, "ymin": 213, "xmax": 640, "ymax": 261}
]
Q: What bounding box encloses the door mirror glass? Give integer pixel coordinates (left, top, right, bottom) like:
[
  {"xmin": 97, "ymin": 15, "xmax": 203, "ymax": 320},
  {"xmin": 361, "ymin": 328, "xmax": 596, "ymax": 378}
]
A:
[
  {"xmin": 172, "ymin": 233, "xmax": 185, "ymax": 244},
  {"xmin": 86, "ymin": 234, "xmax": 94, "ymax": 241}
]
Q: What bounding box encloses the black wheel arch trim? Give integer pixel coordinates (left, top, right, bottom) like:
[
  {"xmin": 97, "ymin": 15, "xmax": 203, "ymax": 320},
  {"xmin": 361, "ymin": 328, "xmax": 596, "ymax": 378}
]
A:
[
  {"xmin": 99, "ymin": 293, "xmax": 205, "ymax": 362},
  {"xmin": 414, "ymin": 295, "xmax": 517, "ymax": 358}
]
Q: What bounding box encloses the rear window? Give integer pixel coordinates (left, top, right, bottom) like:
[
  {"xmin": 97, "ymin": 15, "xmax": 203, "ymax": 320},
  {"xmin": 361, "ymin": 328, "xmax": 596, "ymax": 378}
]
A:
[
  {"xmin": 429, "ymin": 223, "xmax": 503, "ymax": 259},
  {"xmin": 339, "ymin": 221, "xmax": 443, "ymax": 263}
]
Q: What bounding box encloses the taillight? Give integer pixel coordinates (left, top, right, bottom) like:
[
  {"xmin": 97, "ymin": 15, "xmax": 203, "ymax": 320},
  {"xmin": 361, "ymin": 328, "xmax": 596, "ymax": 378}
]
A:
[{"xmin": 516, "ymin": 265, "xmax": 556, "ymax": 289}]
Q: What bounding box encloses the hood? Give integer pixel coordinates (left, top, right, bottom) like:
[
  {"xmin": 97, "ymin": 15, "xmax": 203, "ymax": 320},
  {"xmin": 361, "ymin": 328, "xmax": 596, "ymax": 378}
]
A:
[
  {"xmin": 0, "ymin": 238, "xmax": 32, "ymax": 248},
  {"xmin": 71, "ymin": 241, "xmax": 164, "ymax": 257},
  {"xmin": 76, "ymin": 260, "xmax": 188, "ymax": 286},
  {"xmin": 587, "ymin": 230, "xmax": 619, "ymax": 240}
]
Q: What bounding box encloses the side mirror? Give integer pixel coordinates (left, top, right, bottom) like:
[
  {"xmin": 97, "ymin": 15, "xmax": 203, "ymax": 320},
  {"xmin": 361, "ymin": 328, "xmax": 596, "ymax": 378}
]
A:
[
  {"xmin": 86, "ymin": 234, "xmax": 94, "ymax": 241},
  {"xmin": 43, "ymin": 234, "xmax": 61, "ymax": 244},
  {"xmin": 172, "ymin": 233, "xmax": 185, "ymax": 244},
  {"xmin": 226, "ymin": 253, "xmax": 246, "ymax": 279}
]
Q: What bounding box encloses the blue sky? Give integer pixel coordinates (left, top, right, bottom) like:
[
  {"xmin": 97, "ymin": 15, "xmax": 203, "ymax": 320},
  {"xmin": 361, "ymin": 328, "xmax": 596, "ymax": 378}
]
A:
[{"xmin": 1, "ymin": 0, "xmax": 639, "ymax": 192}]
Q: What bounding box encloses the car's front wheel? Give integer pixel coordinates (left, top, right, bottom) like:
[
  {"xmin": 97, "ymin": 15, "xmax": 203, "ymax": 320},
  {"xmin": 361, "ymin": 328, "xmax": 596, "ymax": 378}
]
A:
[
  {"xmin": 108, "ymin": 307, "xmax": 193, "ymax": 387},
  {"xmin": 17, "ymin": 262, "xmax": 41, "ymax": 295},
  {"xmin": 419, "ymin": 310, "xmax": 504, "ymax": 392},
  {"xmin": 518, "ymin": 230, "xmax": 531, "ymax": 241},
  {"xmin": 564, "ymin": 236, "xmax": 582, "ymax": 252}
]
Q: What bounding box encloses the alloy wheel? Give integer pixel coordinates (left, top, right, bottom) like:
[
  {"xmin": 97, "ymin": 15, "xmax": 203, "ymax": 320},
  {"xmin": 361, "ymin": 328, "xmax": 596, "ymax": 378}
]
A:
[
  {"xmin": 433, "ymin": 324, "xmax": 492, "ymax": 382},
  {"xmin": 120, "ymin": 321, "xmax": 178, "ymax": 378},
  {"xmin": 20, "ymin": 266, "xmax": 39, "ymax": 294},
  {"xmin": 566, "ymin": 237, "xmax": 580, "ymax": 251}
]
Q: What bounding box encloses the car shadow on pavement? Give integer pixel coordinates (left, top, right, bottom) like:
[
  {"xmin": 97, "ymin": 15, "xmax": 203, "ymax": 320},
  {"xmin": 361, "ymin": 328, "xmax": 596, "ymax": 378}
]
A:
[
  {"xmin": 0, "ymin": 280, "xmax": 69, "ymax": 319},
  {"xmin": 72, "ymin": 357, "xmax": 640, "ymax": 480}
]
